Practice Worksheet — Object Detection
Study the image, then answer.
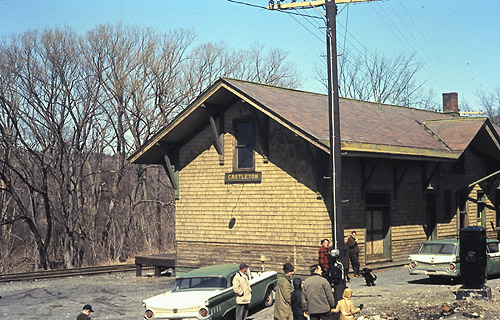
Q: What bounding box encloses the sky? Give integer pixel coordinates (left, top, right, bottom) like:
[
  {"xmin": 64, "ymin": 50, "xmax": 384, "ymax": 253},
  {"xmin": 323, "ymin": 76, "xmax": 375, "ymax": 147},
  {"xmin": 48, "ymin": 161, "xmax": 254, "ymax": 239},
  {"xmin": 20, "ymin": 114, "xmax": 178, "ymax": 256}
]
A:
[{"xmin": 1, "ymin": 0, "xmax": 499, "ymax": 109}]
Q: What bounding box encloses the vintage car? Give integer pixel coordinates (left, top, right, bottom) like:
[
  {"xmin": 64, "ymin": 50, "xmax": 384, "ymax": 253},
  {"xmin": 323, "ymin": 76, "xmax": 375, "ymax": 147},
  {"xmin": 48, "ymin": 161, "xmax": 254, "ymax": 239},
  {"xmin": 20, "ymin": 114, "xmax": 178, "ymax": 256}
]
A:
[
  {"xmin": 142, "ymin": 264, "xmax": 277, "ymax": 320},
  {"xmin": 408, "ymin": 238, "xmax": 500, "ymax": 280}
]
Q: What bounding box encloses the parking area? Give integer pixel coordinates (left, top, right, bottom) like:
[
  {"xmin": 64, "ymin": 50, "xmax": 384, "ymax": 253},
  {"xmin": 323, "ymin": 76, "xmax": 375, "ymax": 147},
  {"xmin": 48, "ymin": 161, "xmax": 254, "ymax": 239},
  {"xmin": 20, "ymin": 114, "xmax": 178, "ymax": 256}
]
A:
[{"xmin": 1, "ymin": 266, "xmax": 500, "ymax": 319}]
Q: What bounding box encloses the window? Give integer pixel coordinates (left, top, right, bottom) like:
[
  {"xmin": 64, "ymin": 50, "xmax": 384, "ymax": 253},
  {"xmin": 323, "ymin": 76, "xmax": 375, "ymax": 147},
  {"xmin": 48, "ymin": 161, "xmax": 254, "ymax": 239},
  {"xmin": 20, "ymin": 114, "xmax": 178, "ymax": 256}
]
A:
[
  {"xmin": 234, "ymin": 121, "xmax": 254, "ymax": 171},
  {"xmin": 419, "ymin": 243, "xmax": 457, "ymax": 255},
  {"xmin": 487, "ymin": 242, "xmax": 499, "ymax": 254},
  {"xmin": 173, "ymin": 277, "xmax": 228, "ymax": 291},
  {"xmin": 477, "ymin": 190, "xmax": 486, "ymax": 220}
]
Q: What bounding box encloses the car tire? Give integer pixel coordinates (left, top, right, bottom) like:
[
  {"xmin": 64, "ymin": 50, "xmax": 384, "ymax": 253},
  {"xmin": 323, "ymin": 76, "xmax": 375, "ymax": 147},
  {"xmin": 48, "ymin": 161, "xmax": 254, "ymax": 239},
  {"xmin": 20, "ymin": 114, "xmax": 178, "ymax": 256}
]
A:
[
  {"xmin": 222, "ymin": 310, "xmax": 235, "ymax": 320},
  {"xmin": 262, "ymin": 287, "xmax": 274, "ymax": 308}
]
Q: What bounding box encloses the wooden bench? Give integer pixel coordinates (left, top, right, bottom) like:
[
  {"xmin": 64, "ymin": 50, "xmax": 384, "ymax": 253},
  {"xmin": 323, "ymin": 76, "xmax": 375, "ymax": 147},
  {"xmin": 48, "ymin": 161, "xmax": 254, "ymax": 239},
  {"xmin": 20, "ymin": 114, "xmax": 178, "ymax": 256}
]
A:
[{"xmin": 135, "ymin": 253, "xmax": 176, "ymax": 277}]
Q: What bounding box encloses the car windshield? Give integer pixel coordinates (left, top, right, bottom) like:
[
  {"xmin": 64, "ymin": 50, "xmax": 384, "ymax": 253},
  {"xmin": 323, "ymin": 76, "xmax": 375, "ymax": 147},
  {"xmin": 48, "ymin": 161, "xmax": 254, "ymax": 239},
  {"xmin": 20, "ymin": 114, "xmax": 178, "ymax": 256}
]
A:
[
  {"xmin": 173, "ymin": 277, "xmax": 228, "ymax": 291},
  {"xmin": 419, "ymin": 243, "xmax": 457, "ymax": 255},
  {"xmin": 488, "ymin": 242, "xmax": 499, "ymax": 253}
]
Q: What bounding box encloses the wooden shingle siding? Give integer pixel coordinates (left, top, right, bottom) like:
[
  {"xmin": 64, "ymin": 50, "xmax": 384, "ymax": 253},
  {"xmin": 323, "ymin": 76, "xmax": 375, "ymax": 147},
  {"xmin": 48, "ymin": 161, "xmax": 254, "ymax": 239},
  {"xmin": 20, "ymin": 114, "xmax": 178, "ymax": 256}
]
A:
[
  {"xmin": 177, "ymin": 241, "xmax": 322, "ymax": 275},
  {"xmin": 176, "ymin": 102, "xmax": 332, "ymax": 272},
  {"xmin": 171, "ymin": 91, "xmax": 499, "ymax": 271}
]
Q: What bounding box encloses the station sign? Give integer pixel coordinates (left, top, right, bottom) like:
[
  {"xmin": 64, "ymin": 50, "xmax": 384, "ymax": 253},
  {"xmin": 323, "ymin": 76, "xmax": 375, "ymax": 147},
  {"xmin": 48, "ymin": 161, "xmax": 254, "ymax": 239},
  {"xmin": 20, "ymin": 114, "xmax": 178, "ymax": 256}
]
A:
[{"xmin": 224, "ymin": 172, "xmax": 262, "ymax": 184}]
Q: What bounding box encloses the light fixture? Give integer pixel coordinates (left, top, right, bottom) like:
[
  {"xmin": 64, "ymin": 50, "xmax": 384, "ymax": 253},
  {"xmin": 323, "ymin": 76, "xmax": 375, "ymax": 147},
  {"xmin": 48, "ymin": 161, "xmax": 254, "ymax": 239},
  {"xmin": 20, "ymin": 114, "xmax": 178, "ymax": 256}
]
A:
[{"xmin": 426, "ymin": 183, "xmax": 434, "ymax": 190}]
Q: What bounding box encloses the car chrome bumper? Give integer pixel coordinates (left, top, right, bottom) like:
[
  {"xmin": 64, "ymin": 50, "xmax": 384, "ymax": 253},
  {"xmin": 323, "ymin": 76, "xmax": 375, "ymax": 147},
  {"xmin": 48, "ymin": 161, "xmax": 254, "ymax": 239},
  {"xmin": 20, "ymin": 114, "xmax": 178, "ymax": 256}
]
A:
[{"xmin": 409, "ymin": 268, "xmax": 459, "ymax": 277}]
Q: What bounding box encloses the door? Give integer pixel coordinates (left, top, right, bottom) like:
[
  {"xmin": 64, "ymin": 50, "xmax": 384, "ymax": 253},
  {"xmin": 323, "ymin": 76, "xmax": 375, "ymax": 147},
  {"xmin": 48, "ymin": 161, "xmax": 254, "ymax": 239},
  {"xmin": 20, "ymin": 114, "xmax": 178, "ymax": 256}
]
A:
[
  {"xmin": 365, "ymin": 209, "xmax": 385, "ymax": 261},
  {"xmin": 365, "ymin": 193, "xmax": 391, "ymax": 263}
]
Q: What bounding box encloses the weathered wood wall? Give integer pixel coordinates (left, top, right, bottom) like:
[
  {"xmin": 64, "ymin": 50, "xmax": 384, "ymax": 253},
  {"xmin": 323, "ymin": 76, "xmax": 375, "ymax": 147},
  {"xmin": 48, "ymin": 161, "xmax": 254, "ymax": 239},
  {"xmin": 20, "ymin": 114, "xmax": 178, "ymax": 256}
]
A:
[
  {"xmin": 173, "ymin": 100, "xmax": 499, "ymax": 274},
  {"xmin": 176, "ymin": 101, "xmax": 332, "ymax": 275}
]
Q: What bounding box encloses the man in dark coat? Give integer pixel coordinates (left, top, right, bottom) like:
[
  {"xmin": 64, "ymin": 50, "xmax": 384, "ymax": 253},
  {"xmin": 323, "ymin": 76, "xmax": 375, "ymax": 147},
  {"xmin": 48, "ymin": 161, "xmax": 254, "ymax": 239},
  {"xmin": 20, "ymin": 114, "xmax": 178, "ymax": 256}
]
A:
[
  {"xmin": 347, "ymin": 231, "xmax": 360, "ymax": 277},
  {"xmin": 76, "ymin": 304, "xmax": 93, "ymax": 320},
  {"xmin": 274, "ymin": 262, "xmax": 295, "ymax": 320}
]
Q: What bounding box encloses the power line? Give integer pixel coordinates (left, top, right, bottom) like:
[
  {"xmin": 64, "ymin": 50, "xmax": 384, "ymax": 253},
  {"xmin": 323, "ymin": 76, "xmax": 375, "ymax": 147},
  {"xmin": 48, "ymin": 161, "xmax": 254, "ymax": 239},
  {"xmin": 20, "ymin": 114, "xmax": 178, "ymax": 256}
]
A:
[
  {"xmin": 226, "ymin": 0, "xmax": 323, "ymax": 19},
  {"xmin": 369, "ymin": 2, "xmax": 449, "ymax": 91},
  {"xmin": 282, "ymin": 9, "xmax": 325, "ymax": 43},
  {"xmin": 395, "ymin": 0, "xmax": 466, "ymax": 94},
  {"xmin": 226, "ymin": 0, "xmax": 267, "ymax": 9},
  {"xmin": 385, "ymin": 1, "xmax": 454, "ymax": 91},
  {"xmin": 341, "ymin": 2, "xmax": 350, "ymax": 58}
]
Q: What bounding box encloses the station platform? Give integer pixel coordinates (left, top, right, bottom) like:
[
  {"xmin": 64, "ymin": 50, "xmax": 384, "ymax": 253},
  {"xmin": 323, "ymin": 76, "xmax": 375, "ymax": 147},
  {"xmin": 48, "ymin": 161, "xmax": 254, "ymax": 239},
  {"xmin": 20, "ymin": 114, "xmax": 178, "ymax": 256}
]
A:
[{"xmin": 135, "ymin": 253, "xmax": 176, "ymax": 277}]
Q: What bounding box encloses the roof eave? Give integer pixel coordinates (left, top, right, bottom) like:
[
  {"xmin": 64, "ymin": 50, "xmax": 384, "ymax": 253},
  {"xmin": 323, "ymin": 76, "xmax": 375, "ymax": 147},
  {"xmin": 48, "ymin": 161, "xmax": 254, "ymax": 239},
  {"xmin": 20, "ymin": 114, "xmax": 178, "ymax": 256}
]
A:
[{"xmin": 334, "ymin": 141, "xmax": 460, "ymax": 160}]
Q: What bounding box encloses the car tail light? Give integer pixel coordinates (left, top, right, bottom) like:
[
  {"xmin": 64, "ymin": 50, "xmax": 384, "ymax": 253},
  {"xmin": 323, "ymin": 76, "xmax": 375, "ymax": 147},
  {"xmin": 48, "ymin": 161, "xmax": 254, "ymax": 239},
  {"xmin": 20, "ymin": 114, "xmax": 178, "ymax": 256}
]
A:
[
  {"xmin": 448, "ymin": 263, "xmax": 456, "ymax": 271},
  {"xmin": 199, "ymin": 307, "xmax": 209, "ymax": 318},
  {"xmin": 410, "ymin": 261, "xmax": 416, "ymax": 269},
  {"xmin": 145, "ymin": 309, "xmax": 154, "ymax": 319}
]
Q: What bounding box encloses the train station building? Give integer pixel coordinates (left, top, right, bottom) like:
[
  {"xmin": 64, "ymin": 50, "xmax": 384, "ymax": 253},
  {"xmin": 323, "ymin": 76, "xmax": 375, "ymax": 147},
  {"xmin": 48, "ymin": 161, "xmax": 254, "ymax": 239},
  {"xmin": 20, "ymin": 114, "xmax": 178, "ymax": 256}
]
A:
[{"xmin": 129, "ymin": 78, "xmax": 500, "ymax": 274}]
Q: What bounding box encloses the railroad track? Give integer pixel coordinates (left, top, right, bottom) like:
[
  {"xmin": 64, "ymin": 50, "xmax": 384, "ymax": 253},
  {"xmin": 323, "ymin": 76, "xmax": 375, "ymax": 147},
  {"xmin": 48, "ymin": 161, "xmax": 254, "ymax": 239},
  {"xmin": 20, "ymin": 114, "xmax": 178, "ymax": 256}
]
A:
[{"xmin": 0, "ymin": 263, "xmax": 150, "ymax": 282}]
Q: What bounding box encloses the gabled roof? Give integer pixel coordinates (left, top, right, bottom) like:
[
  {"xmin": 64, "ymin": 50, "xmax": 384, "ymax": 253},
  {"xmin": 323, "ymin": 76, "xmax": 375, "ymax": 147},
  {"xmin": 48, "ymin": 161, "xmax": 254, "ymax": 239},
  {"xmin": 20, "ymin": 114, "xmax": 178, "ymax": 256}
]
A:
[
  {"xmin": 129, "ymin": 78, "xmax": 500, "ymax": 164},
  {"xmin": 423, "ymin": 118, "xmax": 487, "ymax": 152}
]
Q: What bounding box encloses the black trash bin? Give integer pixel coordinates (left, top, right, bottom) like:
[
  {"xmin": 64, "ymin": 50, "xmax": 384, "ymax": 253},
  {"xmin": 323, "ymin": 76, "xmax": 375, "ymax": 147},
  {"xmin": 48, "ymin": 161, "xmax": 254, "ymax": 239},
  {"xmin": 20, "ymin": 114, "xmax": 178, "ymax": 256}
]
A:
[{"xmin": 459, "ymin": 226, "xmax": 486, "ymax": 289}]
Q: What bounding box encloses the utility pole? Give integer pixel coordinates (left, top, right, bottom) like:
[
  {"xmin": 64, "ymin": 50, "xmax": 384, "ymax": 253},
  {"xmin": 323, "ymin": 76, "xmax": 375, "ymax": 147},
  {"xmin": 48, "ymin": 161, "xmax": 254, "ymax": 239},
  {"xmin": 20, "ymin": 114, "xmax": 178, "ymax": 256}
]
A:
[{"xmin": 268, "ymin": 0, "xmax": 376, "ymax": 306}]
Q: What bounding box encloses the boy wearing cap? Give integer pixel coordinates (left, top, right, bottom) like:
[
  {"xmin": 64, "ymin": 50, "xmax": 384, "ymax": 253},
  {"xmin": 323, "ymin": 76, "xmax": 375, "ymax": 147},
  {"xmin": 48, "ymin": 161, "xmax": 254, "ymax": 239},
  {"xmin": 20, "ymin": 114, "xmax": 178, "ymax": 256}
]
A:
[
  {"xmin": 274, "ymin": 262, "xmax": 295, "ymax": 320},
  {"xmin": 233, "ymin": 263, "xmax": 252, "ymax": 320},
  {"xmin": 76, "ymin": 304, "xmax": 93, "ymax": 320}
]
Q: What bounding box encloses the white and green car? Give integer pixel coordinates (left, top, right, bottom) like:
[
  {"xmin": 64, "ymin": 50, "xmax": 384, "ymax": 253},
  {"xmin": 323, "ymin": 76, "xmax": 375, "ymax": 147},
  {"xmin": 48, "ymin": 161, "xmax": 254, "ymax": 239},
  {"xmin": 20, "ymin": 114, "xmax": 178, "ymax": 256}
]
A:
[
  {"xmin": 408, "ymin": 238, "xmax": 500, "ymax": 280},
  {"xmin": 142, "ymin": 264, "xmax": 277, "ymax": 320}
]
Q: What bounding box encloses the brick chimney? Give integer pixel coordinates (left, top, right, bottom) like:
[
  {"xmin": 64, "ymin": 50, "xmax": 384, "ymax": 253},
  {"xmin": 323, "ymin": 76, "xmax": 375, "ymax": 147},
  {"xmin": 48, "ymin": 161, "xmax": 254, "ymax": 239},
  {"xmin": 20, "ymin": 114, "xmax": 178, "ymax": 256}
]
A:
[{"xmin": 442, "ymin": 92, "xmax": 459, "ymax": 115}]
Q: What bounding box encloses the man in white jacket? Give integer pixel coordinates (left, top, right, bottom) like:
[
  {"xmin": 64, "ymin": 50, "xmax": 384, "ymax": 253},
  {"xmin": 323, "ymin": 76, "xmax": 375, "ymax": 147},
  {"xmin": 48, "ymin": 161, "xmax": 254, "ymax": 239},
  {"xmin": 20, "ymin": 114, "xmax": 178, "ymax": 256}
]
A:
[{"xmin": 233, "ymin": 263, "xmax": 252, "ymax": 320}]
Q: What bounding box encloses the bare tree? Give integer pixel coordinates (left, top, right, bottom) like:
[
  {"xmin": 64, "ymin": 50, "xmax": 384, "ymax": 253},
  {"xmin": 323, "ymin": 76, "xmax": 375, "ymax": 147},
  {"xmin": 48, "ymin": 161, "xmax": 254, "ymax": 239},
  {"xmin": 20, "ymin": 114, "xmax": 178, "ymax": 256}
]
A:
[
  {"xmin": 0, "ymin": 28, "xmax": 101, "ymax": 269},
  {"xmin": 81, "ymin": 24, "xmax": 189, "ymax": 262},
  {"xmin": 0, "ymin": 24, "xmax": 302, "ymax": 272},
  {"xmin": 316, "ymin": 49, "xmax": 437, "ymax": 109},
  {"xmin": 239, "ymin": 43, "xmax": 301, "ymax": 89},
  {"xmin": 184, "ymin": 42, "xmax": 301, "ymax": 101},
  {"xmin": 477, "ymin": 86, "xmax": 500, "ymax": 125}
]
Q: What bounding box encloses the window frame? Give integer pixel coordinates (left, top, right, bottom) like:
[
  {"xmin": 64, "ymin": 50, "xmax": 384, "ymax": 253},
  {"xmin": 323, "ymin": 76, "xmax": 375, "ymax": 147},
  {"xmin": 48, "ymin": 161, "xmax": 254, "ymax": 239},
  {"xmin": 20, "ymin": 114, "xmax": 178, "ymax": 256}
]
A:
[{"xmin": 233, "ymin": 120, "xmax": 255, "ymax": 172}]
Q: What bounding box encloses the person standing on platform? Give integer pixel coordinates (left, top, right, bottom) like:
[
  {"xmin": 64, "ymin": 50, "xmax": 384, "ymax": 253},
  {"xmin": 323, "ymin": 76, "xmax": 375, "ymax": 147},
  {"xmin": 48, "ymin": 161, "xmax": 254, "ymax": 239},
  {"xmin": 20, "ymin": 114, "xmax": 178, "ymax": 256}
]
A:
[
  {"xmin": 274, "ymin": 262, "xmax": 295, "ymax": 320},
  {"xmin": 301, "ymin": 264, "xmax": 336, "ymax": 320},
  {"xmin": 318, "ymin": 239, "xmax": 331, "ymax": 280},
  {"xmin": 233, "ymin": 263, "xmax": 252, "ymax": 320},
  {"xmin": 347, "ymin": 231, "xmax": 360, "ymax": 277},
  {"xmin": 291, "ymin": 278, "xmax": 306, "ymax": 320}
]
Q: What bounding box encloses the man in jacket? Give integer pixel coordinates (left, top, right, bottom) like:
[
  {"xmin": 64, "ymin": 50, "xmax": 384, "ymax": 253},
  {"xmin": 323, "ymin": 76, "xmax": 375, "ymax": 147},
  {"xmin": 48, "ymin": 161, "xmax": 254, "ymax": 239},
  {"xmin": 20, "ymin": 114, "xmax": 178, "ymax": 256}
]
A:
[
  {"xmin": 347, "ymin": 231, "xmax": 360, "ymax": 277},
  {"xmin": 274, "ymin": 262, "xmax": 295, "ymax": 320},
  {"xmin": 301, "ymin": 264, "xmax": 336, "ymax": 320},
  {"xmin": 233, "ymin": 263, "xmax": 252, "ymax": 320},
  {"xmin": 76, "ymin": 304, "xmax": 93, "ymax": 320},
  {"xmin": 318, "ymin": 239, "xmax": 332, "ymax": 285},
  {"xmin": 318, "ymin": 239, "xmax": 330, "ymax": 272}
]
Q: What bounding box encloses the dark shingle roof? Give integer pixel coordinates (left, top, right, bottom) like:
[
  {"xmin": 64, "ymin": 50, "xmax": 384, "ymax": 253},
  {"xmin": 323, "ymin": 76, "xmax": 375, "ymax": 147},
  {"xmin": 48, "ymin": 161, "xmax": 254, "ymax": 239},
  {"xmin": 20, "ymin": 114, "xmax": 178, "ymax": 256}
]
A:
[
  {"xmin": 224, "ymin": 79, "xmax": 488, "ymax": 158},
  {"xmin": 129, "ymin": 78, "xmax": 497, "ymax": 164}
]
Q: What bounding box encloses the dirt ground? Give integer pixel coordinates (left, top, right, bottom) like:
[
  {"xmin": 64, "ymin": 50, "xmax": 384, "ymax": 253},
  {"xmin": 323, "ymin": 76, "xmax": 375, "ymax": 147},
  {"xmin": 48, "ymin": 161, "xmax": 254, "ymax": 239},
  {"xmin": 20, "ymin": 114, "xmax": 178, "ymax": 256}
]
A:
[{"xmin": 1, "ymin": 266, "xmax": 499, "ymax": 319}]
